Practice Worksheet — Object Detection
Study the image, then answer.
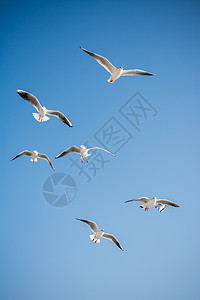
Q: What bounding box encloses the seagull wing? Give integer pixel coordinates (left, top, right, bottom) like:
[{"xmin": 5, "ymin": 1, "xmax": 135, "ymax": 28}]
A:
[
  {"xmin": 121, "ymin": 69, "xmax": 155, "ymax": 76},
  {"xmin": 156, "ymin": 199, "xmax": 180, "ymax": 207},
  {"xmin": 46, "ymin": 110, "xmax": 73, "ymax": 127},
  {"xmin": 10, "ymin": 150, "xmax": 33, "ymax": 161},
  {"xmin": 125, "ymin": 197, "xmax": 151, "ymax": 203},
  {"xmin": 87, "ymin": 147, "xmax": 116, "ymax": 157},
  {"xmin": 55, "ymin": 146, "xmax": 80, "ymax": 159},
  {"xmin": 80, "ymin": 47, "xmax": 116, "ymax": 74},
  {"xmin": 38, "ymin": 153, "xmax": 55, "ymax": 170},
  {"xmin": 76, "ymin": 218, "xmax": 100, "ymax": 233},
  {"xmin": 17, "ymin": 90, "xmax": 42, "ymax": 112},
  {"xmin": 102, "ymin": 233, "xmax": 124, "ymax": 251}
]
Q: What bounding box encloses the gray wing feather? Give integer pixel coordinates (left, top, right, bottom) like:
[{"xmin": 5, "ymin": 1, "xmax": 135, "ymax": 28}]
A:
[
  {"xmin": 55, "ymin": 146, "xmax": 80, "ymax": 159},
  {"xmin": 10, "ymin": 150, "xmax": 33, "ymax": 161},
  {"xmin": 80, "ymin": 47, "xmax": 116, "ymax": 74},
  {"xmin": 87, "ymin": 147, "xmax": 116, "ymax": 156},
  {"xmin": 122, "ymin": 69, "xmax": 155, "ymax": 76},
  {"xmin": 125, "ymin": 197, "xmax": 150, "ymax": 203},
  {"xmin": 38, "ymin": 153, "xmax": 55, "ymax": 170},
  {"xmin": 102, "ymin": 233, "xmax": 124, "ymax": 251},
  {"xmin": 46, "ymin": 110, "xmax": 73, "ymax": 127},
  {"xmin": 76, "ymin": 218, "xmax": 99, "ymax": 233},
  {"xmin": 17, "ymin": 90, "xmax": 42, "ymax": 111},
  {"xmin": 157, "ymin": 199, "xmax": 180, "ymax": 207}
]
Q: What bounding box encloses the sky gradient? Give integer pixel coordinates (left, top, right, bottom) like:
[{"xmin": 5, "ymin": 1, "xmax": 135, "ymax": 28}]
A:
[{"xmin": 1, "ymin": 1, "xmax": 200, "ymax": 300}]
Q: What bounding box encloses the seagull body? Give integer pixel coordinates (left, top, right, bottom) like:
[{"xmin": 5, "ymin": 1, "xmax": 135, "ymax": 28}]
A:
[
  {"xmin": 17, "ymin": 90, "xmax": 73, "ymax": 127},
  {"xmin": 10, "ymin": 150, "xmax": 55, "ymax": 170},
  {"xmin": 55, "ymin": 145, "xmax": 116, "ymax": 163},
  {"xmin": 125, "ymin": 197, "xmax": 179, "ymax": 212},
  {"xmin": 76, "ymin": 218, "xmax": 124, "ymax": 251},
  {"xmin": 80, "ymin": 47, "xmax": 155, "ymax": 83}
]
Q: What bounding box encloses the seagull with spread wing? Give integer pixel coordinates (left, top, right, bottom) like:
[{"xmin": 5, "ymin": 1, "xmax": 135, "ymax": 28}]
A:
[
  {"xmin": 10, "ymin": 150, "xmax": 55, "ymax": 170},
  {"xmin": 80, "ymin": 47, "xmax": 155, "ymax": 83},
  {"xmin": 76, "ymin": 218, "xmax": 124, "ymax": 251},
  {"xmin": 125, "ymin": 197, "xmax": 180, "ymax": 211},
  {"xmin": 17, "ymin": 89, "xmax": 73, "ymax": 127},
  {"xmin": 55, "ymin": 144, "xmax": 116, "ymax": 163}
]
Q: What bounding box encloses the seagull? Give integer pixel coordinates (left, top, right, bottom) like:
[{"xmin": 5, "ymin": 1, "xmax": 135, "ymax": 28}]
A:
[
  {"xmin": 17, "ymin": 89, "xmax": 73, "ymax": 127},
  {"xmin": 125, "ymin": 197, "xmax": 180, "ymax": 211},
  {"xmin": 55, "ymin": 145, "xmax": 116, "ymax": 163},
  {"xmin": 155, "ymin": 203, "xmax": 168, "ymax": 213},
  {"xmin": 80, "ymin": 47, "xmax": 155, "ymax": 83},
  {"xmin": 10, "ymin": 150, "xmax": 55, "ymax": 170},
  {"xmin": 76, "ymin": 218, "xmax": 124, "ymax": 251}
]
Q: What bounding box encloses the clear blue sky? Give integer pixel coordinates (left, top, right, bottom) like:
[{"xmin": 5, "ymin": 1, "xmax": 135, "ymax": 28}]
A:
[{"xmin": 1, "ymin": 1, "xmax": 200, "ymax": 299}]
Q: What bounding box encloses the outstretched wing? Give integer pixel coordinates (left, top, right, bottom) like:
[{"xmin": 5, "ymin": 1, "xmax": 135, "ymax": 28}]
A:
[
  {"xmin": 55, "ymin": 146, "xmax": 80, "ymax": 159},
  {"xmin": 121, "ymin": 69, "xmax": 155, "ymax": 76},
  {"xmin": 76, "ymin": 218, "xmax": 100, "ymax": 233},
  {"xmin": 102, "ymin": 233, "xmax": 124, "ymax": 251},
  {"xmin": 38, "ymin": 153, "xmax": 55, "ymax": 170},
  {"xmin": 46, "ymin": 110, "xmax": 73, "ymax": 127},
  {"xmin": 17, "ymin": 90, "xmax": 42, "ymax": 111},
  {"xmin": 156, "ymin": 199, "xmax": 180, "ymax": 207},
  {"xmin": 125, "ymin": 197, "xmax": 150, "ymax": 204},
  {"xmin": 87, "ymin": 147, "xmax": 116, "ymax": 157},
  {"xmin": 10, "ymin": 150, "xmax": 33, "ymax": 161},
  {"xmin": 80, "ymin": 47, "xmax": 116, "ymax": 74}
]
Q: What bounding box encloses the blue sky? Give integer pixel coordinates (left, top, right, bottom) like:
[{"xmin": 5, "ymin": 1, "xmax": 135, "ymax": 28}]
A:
[{"xmin": 1, "ymin": 0, "xmax": 200, "ymax": 299}]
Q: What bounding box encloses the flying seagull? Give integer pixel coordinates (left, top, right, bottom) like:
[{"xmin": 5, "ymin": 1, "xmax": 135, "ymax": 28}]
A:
[
  {"xmin": 125, "ymin": 197, "xmax": 180, "ymax": 211},
  {"xmin": 76, "ymin": 218, "xmax": 124, "ymax": 251},
  {"xmin": 10, "ymin": 150, "xmax": 55, "ymax": 170},
  {"xmin": 17, "ymin": 89, "xmax": 73, "ymax": 127},
  {"xmin": 80, "ymin": 47, "xmax": 155, "ymax": 83},
  {"xmin": 55, "ymin": 145, "xmax": 116, "ymax": 163}
]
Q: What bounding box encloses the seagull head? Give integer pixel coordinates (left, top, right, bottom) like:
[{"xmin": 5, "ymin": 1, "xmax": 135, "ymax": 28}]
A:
[
  {"xmin": 33, "ymin": 150, "xmax": 38, "ymax": 156},
  {"xmin": 120, "ymin": 66, "xmax": 123, "ymax": 69},
  {"xmin": 101, "ymin": 229, "xmax": 104, "ymax": 233},
  {"xmin": 80, "ymin": 145, "xmax": 86, "ymax": 149}
]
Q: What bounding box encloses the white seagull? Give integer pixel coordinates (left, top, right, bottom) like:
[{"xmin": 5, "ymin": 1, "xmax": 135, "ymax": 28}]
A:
[
  {"xmin": 125, "ymin": 197, "xmax": 180, "ymax": 211},
  {"xmin": 55, "ymin": 145, "xmax": 116, "ymax": 163},
  {"xmin": 17, "ymin": 89, "xmax": 73, "ymax": 127},
  {"xmin": 10, "ymin": 150, "xmax": 55, "ymax": 170},
  {"xmin": 76, "ymin": 218, "xmax": 124, "ymax": 251},
  {"xmin": 80, "ymin": 47, "xmax": 155, "ymax": 83}
]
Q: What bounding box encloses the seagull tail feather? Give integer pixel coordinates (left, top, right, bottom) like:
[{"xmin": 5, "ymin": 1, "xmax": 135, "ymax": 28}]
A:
[
  {"xmin": 32, "ymin": 113, "xmax": 49, "ymax": 122},
  {"xmin": 89, "ymin": 234, "xmax": 100, "ymax": 243}
]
